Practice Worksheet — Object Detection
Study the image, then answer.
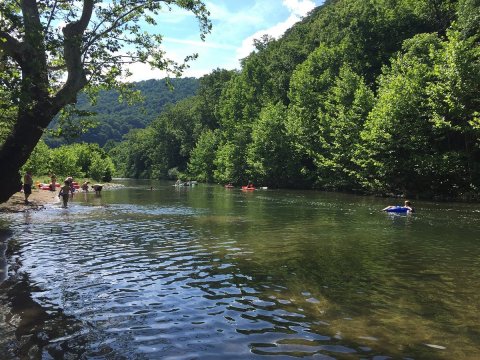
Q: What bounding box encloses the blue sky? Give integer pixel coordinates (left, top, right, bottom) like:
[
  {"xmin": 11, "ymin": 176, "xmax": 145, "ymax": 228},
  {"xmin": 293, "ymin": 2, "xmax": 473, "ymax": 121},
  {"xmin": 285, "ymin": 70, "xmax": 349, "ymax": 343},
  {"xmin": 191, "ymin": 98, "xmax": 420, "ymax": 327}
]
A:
[{"xmin": 127, "ymin": 0, "xmax": 324, "ymax": 80}]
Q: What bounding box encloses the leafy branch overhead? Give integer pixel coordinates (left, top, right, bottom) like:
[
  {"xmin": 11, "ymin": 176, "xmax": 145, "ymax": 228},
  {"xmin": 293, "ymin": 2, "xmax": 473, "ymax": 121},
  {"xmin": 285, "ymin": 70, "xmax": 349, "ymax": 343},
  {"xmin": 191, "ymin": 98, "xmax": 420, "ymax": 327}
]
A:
[
  {"xmin": 0, "ymin": 0, "xmax": 211, "ymax": 203},
  {"xmin": 0, "ymin": 0, "xmax": 211, "ymax": 97}
]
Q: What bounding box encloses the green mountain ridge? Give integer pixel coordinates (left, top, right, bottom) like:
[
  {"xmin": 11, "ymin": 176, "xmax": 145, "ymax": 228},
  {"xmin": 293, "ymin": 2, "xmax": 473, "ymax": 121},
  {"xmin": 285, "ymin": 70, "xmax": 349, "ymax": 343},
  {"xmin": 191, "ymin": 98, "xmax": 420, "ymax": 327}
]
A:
[{"xmin": 45, "ymin": 78, "xmax": 199, "ymax": 147}]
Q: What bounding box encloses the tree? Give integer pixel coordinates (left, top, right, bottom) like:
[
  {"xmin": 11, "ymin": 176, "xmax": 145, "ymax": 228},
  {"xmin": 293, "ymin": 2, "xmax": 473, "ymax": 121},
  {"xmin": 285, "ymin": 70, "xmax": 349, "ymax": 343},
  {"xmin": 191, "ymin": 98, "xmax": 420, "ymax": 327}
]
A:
[
  {"xmin": 314, "ymin": 64, "xmax": 374, "ymax": 190},
  {"xmin": 197, "ymin": 69, "xmax": 235, "ymax": 130},
  {"xmin": 89, "ymin": 152, "xmax": 115, "ymax": 181},
  {"xmin": 0, "ymin": 0, "xmax": 210, "ymax": 203},
  {"xmin": 187, "ymin": 129, "xmax": 218, "ymax": 182},
  {"xmin": 121, "ymin": 128, "xmax": 156, "ymax": 179},
  {"xmin": 149, "ymin": 98, "xmax": 202, "ymax": 178},
  {"xmin": 247, "ymin": 102, "xmax": 299, "ymax": 187},
  {"xmin": 357, "ymin": 33, "xmax": 460, "ymax": 197},
  {"xmin": 456, "ymin": 0, "xmax": 480, "ymax": 42},
  {"xmin": 49, "ymin": 146, "xmax": 83, "ymax": 178},
  {"xmin": 22, "ymin": 139, "xmax": 51, "ymax": 176},
  {"xmin": 427, "ymin": 27, "xmax": 480, "ymax": 194},
  {"xmin": 285, "ymin": 44, "xmax": 343, "ymax": 183}
]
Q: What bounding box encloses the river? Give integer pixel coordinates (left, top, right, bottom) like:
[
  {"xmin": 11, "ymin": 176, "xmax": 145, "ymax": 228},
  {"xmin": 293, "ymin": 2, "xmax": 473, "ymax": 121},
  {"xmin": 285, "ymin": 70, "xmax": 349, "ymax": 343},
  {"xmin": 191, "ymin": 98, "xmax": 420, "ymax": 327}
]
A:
[{"xmin": 1, "ymin": 179, "xmax": 479, "ymax": 359}]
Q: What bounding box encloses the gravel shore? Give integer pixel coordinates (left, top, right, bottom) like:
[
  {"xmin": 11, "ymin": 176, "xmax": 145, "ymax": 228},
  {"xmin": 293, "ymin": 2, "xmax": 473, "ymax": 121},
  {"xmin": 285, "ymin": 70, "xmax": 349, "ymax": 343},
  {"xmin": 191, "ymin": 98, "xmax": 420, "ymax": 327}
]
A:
[
  {"xmin": 0, "ymin": 182, "xmax": 123, "ymax": 213},
  {"xmin": 0, "ymin": 189, "xmax": 60, "ymax": 213}
]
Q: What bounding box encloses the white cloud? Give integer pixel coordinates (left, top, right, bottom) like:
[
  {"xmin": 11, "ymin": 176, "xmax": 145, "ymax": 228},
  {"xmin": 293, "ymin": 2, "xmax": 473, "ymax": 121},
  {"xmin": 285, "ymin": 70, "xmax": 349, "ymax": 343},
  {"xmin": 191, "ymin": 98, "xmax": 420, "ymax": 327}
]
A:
[
  {"xmin": 236, "ymin": 0, "xmax": 316, "ymax": 62},
  {"xmin": 283, "ymin": 0, "xmax": 316, "ymax": 16},
  {"xmin": 235, "ymin": 14, "xmax": 295, "ymax": 60},
  {"xmin": 124, "ymin": 61, "xmax": 211, "ymax": 81},
  {"xmin": 123, "ymin": 42, "xmax": 226, "ymax": 81},
  {"xmin": 163, "ymin": 37, "xmax": 238, "ymax": 51},
  {"xmin": 206, "ymin": 1, "xmax": 271, "ymax": 27},
  {"xmin": 124, "ymin": 1, "xmax": 321, "ymax": 80},
  {"xmin": 124, "ymin": 62, "xmax": 169, "ymax": 82}
]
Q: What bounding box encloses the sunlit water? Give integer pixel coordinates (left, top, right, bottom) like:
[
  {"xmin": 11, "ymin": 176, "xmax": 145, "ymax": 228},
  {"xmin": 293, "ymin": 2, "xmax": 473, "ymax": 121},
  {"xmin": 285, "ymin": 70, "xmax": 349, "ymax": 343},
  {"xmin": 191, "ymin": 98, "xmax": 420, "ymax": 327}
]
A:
[{"xmin": 1, "ymin": 180, "xmax": 480, "ymax": 359}]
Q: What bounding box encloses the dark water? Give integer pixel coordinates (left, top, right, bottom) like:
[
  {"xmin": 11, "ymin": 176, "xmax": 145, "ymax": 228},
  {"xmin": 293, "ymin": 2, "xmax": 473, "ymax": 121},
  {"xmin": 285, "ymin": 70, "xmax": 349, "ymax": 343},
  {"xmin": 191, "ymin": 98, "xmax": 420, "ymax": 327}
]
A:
[{"xmin": 1, "ymin": 179, "xmax": 480, "ymax": 359}]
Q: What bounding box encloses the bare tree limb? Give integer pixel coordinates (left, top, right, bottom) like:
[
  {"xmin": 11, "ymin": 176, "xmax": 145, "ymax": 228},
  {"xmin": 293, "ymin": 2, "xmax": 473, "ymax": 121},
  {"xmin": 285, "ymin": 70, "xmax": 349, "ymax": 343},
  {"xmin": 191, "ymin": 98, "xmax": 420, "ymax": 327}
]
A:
[{"xmin": 45, "ymin": 0, "xmax": 59, "ymax": 33}]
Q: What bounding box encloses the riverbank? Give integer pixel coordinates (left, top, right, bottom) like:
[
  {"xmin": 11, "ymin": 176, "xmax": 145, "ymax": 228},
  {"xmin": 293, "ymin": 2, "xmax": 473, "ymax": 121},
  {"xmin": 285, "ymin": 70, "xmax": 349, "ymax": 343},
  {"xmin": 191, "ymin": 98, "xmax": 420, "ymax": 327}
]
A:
[
  {"xmin": 0, "ymin": 189, "xmax": 59, "ymax": 213},
  {"xmin": 0, "ymin": 183, "xmax": 124, "ymax": 213}
]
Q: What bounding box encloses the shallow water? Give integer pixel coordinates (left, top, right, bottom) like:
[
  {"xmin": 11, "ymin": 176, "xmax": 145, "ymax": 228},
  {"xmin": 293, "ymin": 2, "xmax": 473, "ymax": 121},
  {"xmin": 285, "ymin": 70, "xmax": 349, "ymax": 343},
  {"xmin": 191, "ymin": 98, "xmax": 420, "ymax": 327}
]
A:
[{"xmin": 1, "ymin": 180, "xmax": 480, "ymax": 359}]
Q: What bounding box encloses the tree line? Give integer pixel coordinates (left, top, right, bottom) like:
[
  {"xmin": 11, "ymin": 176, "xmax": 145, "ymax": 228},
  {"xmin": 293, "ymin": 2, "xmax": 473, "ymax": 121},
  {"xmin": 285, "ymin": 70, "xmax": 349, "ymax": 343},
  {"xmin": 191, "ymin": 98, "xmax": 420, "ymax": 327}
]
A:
[
  {"xmin": 108, "ymin": 0, "xmax": 479, "ymax": 199},
  {"xmin": 24, "ymin": 141, "xmax": 115, "ymax": 182}
]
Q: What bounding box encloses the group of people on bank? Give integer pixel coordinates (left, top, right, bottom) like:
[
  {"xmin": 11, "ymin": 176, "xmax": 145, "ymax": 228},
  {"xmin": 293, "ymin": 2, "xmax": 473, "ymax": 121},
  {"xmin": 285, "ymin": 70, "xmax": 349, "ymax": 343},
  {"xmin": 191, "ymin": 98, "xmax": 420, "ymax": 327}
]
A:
[{"xmin": 22, "ymin": 171, "xmax": 103, "ymax": 208}]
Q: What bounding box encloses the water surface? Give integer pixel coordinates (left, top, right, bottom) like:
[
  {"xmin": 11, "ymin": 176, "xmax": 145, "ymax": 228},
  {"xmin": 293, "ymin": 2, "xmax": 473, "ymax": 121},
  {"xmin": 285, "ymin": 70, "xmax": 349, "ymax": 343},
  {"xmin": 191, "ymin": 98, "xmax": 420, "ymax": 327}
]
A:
[{"xmin": 1, "ymin": 180, "xmax": 479, "ymax": 359}]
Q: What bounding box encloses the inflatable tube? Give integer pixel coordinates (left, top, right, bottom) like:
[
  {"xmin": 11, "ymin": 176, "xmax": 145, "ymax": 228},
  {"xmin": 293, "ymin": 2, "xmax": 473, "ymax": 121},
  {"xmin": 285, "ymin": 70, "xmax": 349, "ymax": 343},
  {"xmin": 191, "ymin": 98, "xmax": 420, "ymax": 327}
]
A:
[
  {"xmin": 241, "ymin": 186, "xmax": 255, "ymax": 191},
  {"xmin": 385, "ymin": 206, "xmax": 409, "ymax": 213}
]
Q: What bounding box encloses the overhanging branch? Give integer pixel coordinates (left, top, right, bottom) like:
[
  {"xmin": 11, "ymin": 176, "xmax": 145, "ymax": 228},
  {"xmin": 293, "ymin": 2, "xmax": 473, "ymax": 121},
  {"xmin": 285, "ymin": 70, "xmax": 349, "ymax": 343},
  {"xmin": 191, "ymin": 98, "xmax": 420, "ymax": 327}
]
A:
[
  {"xmin": 0, "ymin": 30, "xmax": 25, "ymax": 65},
  {"xmin": 52, "ymin": 0, "xmax": 94, "ymax": 111}
]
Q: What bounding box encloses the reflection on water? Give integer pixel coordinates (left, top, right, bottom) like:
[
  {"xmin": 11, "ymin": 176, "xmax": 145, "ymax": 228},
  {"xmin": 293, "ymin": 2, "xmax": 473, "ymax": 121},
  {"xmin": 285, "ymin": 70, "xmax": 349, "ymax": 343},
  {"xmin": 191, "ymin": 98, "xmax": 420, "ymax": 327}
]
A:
[{"xmin": 1, "ymin": 180, "xmax": 480, "ymax": 359}]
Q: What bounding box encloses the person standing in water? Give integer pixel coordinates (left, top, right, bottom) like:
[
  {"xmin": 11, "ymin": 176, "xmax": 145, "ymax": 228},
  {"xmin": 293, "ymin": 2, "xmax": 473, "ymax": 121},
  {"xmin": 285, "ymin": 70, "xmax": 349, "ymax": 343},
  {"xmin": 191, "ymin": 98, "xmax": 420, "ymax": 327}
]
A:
[
  {"xmin": 23, "ymin": 171, "xmax": 33, "ymax": 204},
  {"xmin": 50, "ymin": 173, "xmax": 57, "ymax": 191},
  {"xmin": 59, "ymin": 180, "xmax": 72, "ymax": 208},
  {"xmin": 81, "ymin": 181, "xmax": 90, "ymax": 191}
]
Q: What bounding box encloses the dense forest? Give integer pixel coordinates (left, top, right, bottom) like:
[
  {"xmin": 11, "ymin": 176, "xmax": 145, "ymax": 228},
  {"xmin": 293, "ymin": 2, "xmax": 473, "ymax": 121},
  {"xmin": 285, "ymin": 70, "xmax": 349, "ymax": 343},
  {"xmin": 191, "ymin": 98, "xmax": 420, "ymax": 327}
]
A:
[
  {"xmin": 105, "ymin": 0, "xmax": 478, "ymax": 199},
  {"xmin": 24, "ymin": 141, "xmax": 115, "ymax": 182},
  {"xmin": 45, "ymin": 78, "xmax": 199, "ymax": 147}
]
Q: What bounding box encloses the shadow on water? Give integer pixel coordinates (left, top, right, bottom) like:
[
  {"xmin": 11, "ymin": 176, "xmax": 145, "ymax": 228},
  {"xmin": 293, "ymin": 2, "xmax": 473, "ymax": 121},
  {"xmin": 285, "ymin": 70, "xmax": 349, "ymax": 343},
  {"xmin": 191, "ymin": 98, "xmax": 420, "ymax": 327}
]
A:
[
  {"xmin": 0, "ymin": 226, "xmax": 12, "ymax": 284},
  {"xmin": 0, "ymin": 239, "xmax": 139, "ymax": 359},
  {"xmin": 1, "ymin": 234, "xmax": 85, "ymax": 359}
]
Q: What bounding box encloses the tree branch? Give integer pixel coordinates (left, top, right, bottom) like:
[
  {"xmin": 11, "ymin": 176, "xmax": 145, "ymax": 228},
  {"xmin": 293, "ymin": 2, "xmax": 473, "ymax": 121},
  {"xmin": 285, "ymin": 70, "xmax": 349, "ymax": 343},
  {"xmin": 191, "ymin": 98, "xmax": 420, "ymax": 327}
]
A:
[
  {"xmin": 45, "ymin": 0, "xmax": 59, "ymax": 33},
  {"xmin": 0, "ymin": 30, "xmax": 25, "ymax": 64},
  {"xmin": 52, "ymin": 0, "xmax": 94, "ymax": 110},
  {"xmin": 82, "ymin": 3, "xmax": 149, "ymax": 57}
]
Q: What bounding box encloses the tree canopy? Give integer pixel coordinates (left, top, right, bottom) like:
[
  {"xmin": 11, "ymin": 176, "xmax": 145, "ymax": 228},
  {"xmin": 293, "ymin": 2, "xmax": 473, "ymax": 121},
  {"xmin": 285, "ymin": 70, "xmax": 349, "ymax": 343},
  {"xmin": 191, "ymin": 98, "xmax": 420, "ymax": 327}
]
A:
[
  {"xmin": 108, "ymin": 0, "xmax": 480, "ymax": 200},
  {"xmin": 0, "ymin": 0, "xmax": 210, "ymax": 202}
]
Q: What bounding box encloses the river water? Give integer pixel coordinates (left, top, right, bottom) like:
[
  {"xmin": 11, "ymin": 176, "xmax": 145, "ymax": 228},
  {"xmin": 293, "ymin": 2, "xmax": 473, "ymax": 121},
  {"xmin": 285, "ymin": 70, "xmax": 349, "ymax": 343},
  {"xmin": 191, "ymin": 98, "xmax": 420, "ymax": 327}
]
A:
[{"xmin": 1, "ymin": 179, "xmax": 479, "ymax": 359}]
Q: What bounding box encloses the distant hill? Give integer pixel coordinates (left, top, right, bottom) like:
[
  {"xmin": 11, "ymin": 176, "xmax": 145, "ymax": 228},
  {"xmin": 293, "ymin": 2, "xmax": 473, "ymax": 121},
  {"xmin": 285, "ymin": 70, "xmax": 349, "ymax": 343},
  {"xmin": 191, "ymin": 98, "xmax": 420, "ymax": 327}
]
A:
[{"xmin": 45, "ymin": 78, "xmax": 199, "ymax": 147}]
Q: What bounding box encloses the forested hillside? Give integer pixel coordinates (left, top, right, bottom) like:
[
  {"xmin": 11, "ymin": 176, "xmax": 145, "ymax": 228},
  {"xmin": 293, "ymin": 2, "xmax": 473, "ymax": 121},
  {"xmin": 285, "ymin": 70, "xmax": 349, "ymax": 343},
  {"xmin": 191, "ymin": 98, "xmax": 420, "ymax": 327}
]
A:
[
  {"xmin": 45, "ymin": 78, "xmax": 199, "ymax": 147},
  {"xmin": 109, "ymin": 0, "xmax": 480, "ymax": 199}
]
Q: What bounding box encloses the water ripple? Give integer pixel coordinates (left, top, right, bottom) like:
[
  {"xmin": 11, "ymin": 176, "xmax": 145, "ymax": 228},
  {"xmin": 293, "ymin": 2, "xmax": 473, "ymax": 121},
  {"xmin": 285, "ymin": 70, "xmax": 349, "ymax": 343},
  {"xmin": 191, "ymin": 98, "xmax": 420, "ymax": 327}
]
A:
[{"xmin": 1, "ymin": 186, "xmax": 480, "ymax": 359}]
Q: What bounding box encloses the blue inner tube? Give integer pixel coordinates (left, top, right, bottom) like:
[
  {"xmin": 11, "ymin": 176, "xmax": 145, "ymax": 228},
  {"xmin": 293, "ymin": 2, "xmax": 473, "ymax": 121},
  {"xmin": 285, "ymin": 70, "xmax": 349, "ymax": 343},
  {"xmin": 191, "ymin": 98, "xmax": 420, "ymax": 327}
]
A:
[{"xmin": 385, "ymin": 206, "xmax": 409, "ymax": 213}]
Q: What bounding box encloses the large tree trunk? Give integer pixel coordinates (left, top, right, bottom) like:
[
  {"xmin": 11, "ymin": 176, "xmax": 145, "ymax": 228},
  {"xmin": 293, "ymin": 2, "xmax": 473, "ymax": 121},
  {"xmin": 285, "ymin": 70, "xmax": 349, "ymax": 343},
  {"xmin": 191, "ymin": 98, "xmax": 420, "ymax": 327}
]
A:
[
  {"xmin": 0, "ymin": 105, "xmax": 53, "ymax": 203},
  {"xmin": 0, "ymin": 0, "xmax": 93, "ymax": 204}
]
